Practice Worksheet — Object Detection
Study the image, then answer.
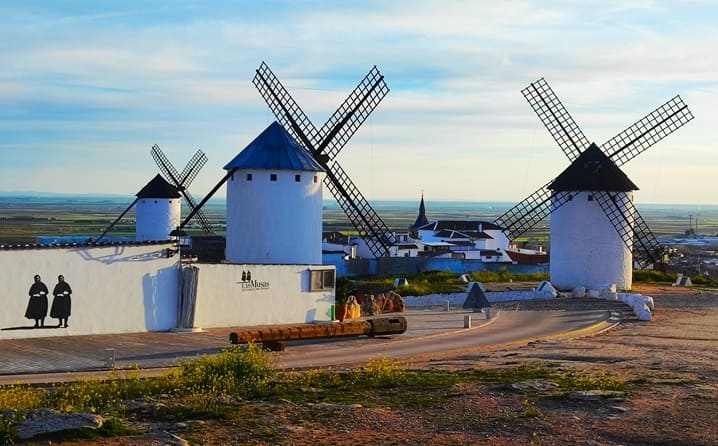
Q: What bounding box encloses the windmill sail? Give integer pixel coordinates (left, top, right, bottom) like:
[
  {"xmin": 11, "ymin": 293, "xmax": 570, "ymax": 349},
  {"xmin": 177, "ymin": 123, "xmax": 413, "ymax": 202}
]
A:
[
  {"xmin": 602, "ymin": 95, "xmax": 694, "ymax": 166},
  {"xmin": 522, "ymin": 78, "xmax": 590, "ymax": 162},
  {"xmin": 316, "ymin": 65, "xmax": 389, "ymax": 160},
  {"xmin": 254, "ymin": 62, "xmax": 393, "ymax": 258},
  {"xmin": 151, "ymin": 145, "xmax": 214, "ymax": 234},
  {"xmin": 594, "ymin": 192, "xmax": 662, "ymax": 268},
  {"xmin": 502, "ymin": 78, "xmax": 693, "ymax": 271},
  {"xmin": 495, "ymin": 180, "xmax": 570, "ymax": 240}
]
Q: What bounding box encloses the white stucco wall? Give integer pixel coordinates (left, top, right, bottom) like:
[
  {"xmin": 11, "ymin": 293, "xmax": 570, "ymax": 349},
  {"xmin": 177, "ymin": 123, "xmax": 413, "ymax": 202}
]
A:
[
  {"xmin": 550, "ymin": 191, "xmax": 633, "ymax": 290},
  {"xmin": 225, "ymin": 169, "xmax": 325, "ymax": 264},
  {"xmin": 193, "ymin": 263, "xmax": 334, "ymax": 327},
  {"xmin": 483, "ymin": 229, "xmax": 509, "ymax": 250},
  {"xmin": 135, "ymin": 197, "xmax": 181, "ymax": 241},
  {"xmin": 0, "ymin": 243, "xmax": 178, "ymax": 339}
]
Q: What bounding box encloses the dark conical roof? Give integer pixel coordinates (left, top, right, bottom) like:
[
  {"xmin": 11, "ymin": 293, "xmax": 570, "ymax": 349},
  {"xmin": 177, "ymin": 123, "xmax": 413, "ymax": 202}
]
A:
[
  {"xmin": 463, "ymin": 282, "xmax": 491, "ymax": 309},
  {"xmin": 224, "ymin": 121, "xmax": 325, "ymax": 172},
  {"xmin": 549, "ymin": 143, "xmax": 638, "ymax": 192},
  {"xmin": 136, "ymin": 174, "xmax": 181, "ymax": 198},
  {"xmin": 411, "ymin": 194, "xmax": 430, "ymax": 228}
]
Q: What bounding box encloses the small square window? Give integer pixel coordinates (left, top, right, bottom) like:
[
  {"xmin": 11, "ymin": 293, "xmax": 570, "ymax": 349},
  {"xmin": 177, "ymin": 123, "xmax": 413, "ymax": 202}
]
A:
[
  {"xmin": 295, "ymin": 174, "xmax": 301, "ymax": 182},
  {"xmin": 246, "ymin": 173, "xmax": 252, "ymax": 181},
  {"xmin": 270, "ymin": 174, "xmax": 277, "ymax": 182},
  {"xmin": 313, "ymin": 175, "xmax": 318, "ymax": 183},
  {"xmin": 309, "ymin": 269, "xmax": 335, "ymax": 291}
]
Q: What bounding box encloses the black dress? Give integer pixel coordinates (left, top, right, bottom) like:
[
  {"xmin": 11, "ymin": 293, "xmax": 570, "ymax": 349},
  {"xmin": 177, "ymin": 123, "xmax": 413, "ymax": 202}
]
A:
[
  {"xmin": 50, "ymin": 282, "xmax": 72, "ymax": 319},
  {"xmin": 25, "ymin": 282, "xmax": 49, "ymax": 320}
]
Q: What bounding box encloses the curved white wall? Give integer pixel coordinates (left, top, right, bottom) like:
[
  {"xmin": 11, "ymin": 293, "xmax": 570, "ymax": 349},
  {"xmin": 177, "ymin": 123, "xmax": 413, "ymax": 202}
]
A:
[
  {"xmin": 226, "ymin": 169, "xmax": 325, "ymax": 264},
  {"xmin": 550, "ymin": 191, "xmax": 633, "ymax": 291},
  {"xmin": 136, "ymin": 198, "xmax": 181, "ymax": 241}
]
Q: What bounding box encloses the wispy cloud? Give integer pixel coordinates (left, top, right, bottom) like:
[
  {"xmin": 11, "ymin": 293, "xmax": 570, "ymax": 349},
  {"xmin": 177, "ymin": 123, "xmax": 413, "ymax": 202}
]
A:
[{"xmin": 0, "ymin": 0, "xmax": 715, "ymax": 204}]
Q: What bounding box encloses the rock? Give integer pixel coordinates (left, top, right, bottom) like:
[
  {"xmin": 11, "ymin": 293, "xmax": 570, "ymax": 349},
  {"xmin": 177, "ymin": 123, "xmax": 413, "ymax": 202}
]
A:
[
  {"xmin": 510, "ymin": 379, "xmax": 560, "ymax": 392},
  {"xmin": 566, "ymin": 390, "xmax": 627, "ymax": 401},
  {"xmin": 14, "ymin": 412, "xmax": 104, "ymax": 440},
  {"xmin": 165, "ymin": 432, "xmax": 190, "ymax": 446},
  {"xmin": 490, "ymin": 379, "xmax": 559, "ymax": 393},
  {"xmin": 535, "ymin": 281, "xmax": 558, "ymax": 298}
]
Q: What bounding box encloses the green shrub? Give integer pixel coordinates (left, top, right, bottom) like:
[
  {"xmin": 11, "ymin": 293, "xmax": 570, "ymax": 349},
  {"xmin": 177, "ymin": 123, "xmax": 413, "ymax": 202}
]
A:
[
  {"xmin": 0, "ymin": 417, "xmax": 16, "ymax": 446},
  {"xmin": 632, "ymin": 269, "xmax": 675, "ymax": 283},
  {"xmin": 178, "ymin": 344, "xmax": 275, "ymax": 396}
]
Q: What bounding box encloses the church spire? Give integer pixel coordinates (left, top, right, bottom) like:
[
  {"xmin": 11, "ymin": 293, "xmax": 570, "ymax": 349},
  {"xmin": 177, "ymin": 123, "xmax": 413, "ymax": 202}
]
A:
[{"xmin": 411, "ymin": 192, "xmax": 430, "ymax": 228}]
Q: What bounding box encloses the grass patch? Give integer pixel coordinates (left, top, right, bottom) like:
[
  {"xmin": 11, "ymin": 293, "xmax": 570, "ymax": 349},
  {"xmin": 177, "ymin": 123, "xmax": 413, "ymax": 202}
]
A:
[
  {"xmin": 467, "ymin": 365, "xmax": 554, "ymax": 384},
  {"xmin": 520, "ymin": 398, "xmax": 543, "ymax": 418},
  {"xmin": 555, "ymin": 370, "xmax": 627, "ymax": 391},
  {"xmin": 0, "ymin": 417, "xmax": 16, "ymax": 446},
  {"xmin": 0, "ymin": 352, "xmax": 631, "ymax": 444},
  {"xmin": 347, "ymin": 270, "xmax": 550, "ymax": 296},
  {"xmin": 633, "ymin": 268, "xmax": 718, "ymax": 287}
]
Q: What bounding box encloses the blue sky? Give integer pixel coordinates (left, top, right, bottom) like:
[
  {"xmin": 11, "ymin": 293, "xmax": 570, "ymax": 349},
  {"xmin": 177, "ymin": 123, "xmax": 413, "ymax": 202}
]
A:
[{"xmin": 1, "ymin": 1, "xmax": 716, "ymax": 203}]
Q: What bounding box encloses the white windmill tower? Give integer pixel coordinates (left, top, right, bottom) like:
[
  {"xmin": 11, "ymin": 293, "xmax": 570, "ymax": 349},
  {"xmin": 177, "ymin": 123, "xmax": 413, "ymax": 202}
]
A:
[
  {"xmin": 95, "ymin": 174, "xmax": 181, "ymax": 243},
  {"xmin": 496, "ymin": 78, "xmax": 693, "ymax": 291},
  {"xmin": 548, "ymin": 144, "xmax": 638, "ymax": 290},
  {"xmin": 135, "ymin": 174, "xmax": 182, "ymax": 241},
  {"xmin": 175, "ymin": 62, "xmax": 392, "ymax": 263},
  {"xmin": 223, "ymin": 121, "xmax": 326, "ymax": 264},
  {"xmin": 95, "ymin": 147, "xmax": 211, "ymax": 243}
]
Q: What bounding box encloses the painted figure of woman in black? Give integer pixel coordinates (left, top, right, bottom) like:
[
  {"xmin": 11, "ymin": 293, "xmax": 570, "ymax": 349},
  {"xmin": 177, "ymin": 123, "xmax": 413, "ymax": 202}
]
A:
[
  {"xmin": 50, "ymin": 275, "xmax": 72, "ymax": 328},
  {"xmin": 25, "ymin": 275, "xmax": 49, "ymax": 328}
]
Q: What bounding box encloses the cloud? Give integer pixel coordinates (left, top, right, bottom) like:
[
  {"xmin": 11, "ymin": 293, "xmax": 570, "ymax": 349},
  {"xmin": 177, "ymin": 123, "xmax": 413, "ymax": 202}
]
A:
[{"xmin": 0, "ymin": 1, "xmax": 716, "ymax": 204}]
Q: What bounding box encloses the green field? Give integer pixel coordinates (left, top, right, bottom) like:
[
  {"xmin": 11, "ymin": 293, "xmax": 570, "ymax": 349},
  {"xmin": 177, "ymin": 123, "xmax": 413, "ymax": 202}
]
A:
[{"xmin": 1, "ymin": 196, "xmax": 716, "ymax": 244}]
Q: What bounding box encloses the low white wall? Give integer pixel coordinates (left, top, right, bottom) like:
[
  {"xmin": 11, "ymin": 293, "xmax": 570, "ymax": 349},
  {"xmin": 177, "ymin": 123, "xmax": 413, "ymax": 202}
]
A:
[
  {"xmin": 0, "ymin": 243, "xmax": 178, "ymax": 339},
  {"xmin": 404, "ymin": 290, "xmax": 553, "ymax": 307},
  {"xmin": 193, "ymin": 263, "xmax": 334, "ymax": 328}
]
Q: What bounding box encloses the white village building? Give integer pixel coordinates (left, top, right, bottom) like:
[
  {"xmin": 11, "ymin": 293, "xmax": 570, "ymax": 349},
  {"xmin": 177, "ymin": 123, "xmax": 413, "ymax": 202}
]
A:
[{"xmin": 340, "ymin": 195, "xmax": 521, "ymax": 263}]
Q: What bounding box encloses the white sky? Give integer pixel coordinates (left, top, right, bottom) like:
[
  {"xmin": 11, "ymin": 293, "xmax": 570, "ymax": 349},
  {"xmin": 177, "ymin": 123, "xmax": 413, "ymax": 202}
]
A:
[{"xmin": 0, "ymin": 1, "xmax": 716, "ymax": 204}]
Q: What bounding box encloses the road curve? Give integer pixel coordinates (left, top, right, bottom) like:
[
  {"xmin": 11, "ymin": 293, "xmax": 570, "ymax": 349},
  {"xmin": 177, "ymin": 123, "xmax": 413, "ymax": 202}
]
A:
[
  {"xmin": 0, "ymin": 309, "xmax": 615, "ymax": 384},
  {"xmin": 279, "ymin": 309, "xmax": 614, "ymax": 369}
]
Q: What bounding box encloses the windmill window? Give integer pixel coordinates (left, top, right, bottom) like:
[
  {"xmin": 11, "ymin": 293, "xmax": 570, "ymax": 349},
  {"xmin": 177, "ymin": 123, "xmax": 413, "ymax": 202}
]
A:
[
  {"xmin": 314, "ymin": 175, "xmax": 318, "ymax": 183},
  {"xmin": 587, "ymin": 195, "xmax": 594, "ymax": 202},
  {"xmin": 246, "ymin": 173, "xmax": 252, "ymax": 181},
  {"xmin": 295, "ymin": 174, "xmax": 301, "ymax": 182},
  {"xmin": 270, "ymin": 174, "xmax": 277, "ymax": 182},
  {"xmin": 154, "ymin": 200, "xmax": 158, "ymax": 204}
]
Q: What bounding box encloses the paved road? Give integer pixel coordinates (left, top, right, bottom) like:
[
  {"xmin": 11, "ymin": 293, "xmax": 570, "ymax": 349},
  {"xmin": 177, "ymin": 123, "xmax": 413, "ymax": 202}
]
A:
[
  {"xmin": 0, "ymin": 308, "xmax": 617, "ymax": 384},
  {"xmin": 279, "ymin": 309, "xmax": 616, "ymax": 368}
]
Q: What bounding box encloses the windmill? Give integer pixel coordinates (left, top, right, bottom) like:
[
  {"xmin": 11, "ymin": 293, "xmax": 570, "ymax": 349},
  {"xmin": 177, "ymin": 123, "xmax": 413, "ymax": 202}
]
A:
[
  {"xmin": 94, "ymin": 174, "xmax": 181, "ymax": 243},
  {"xmin": 151, "ymin": 145, "xmax": 214, "ymax": 234},
  {"xmin": 496, "ymin": 78, "xmax": 693, "ymax": 290},
  {"xmin": 252, "ymin": 62, "xmax": 393, "ymax": 259}
]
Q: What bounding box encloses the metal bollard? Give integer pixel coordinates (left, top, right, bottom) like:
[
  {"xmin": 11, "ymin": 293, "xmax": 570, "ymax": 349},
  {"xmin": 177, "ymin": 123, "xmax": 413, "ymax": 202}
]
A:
[
  {"xmin": 104, "ymin": 348, "xmax": 115, "ymax": 368},
  {"xmin": 464, "ymin": 314, "xmax": 472, "ymax": 328},
  {"xmin": 446, "ymin": 300, "xmax": 451, "ymax": 312}
]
